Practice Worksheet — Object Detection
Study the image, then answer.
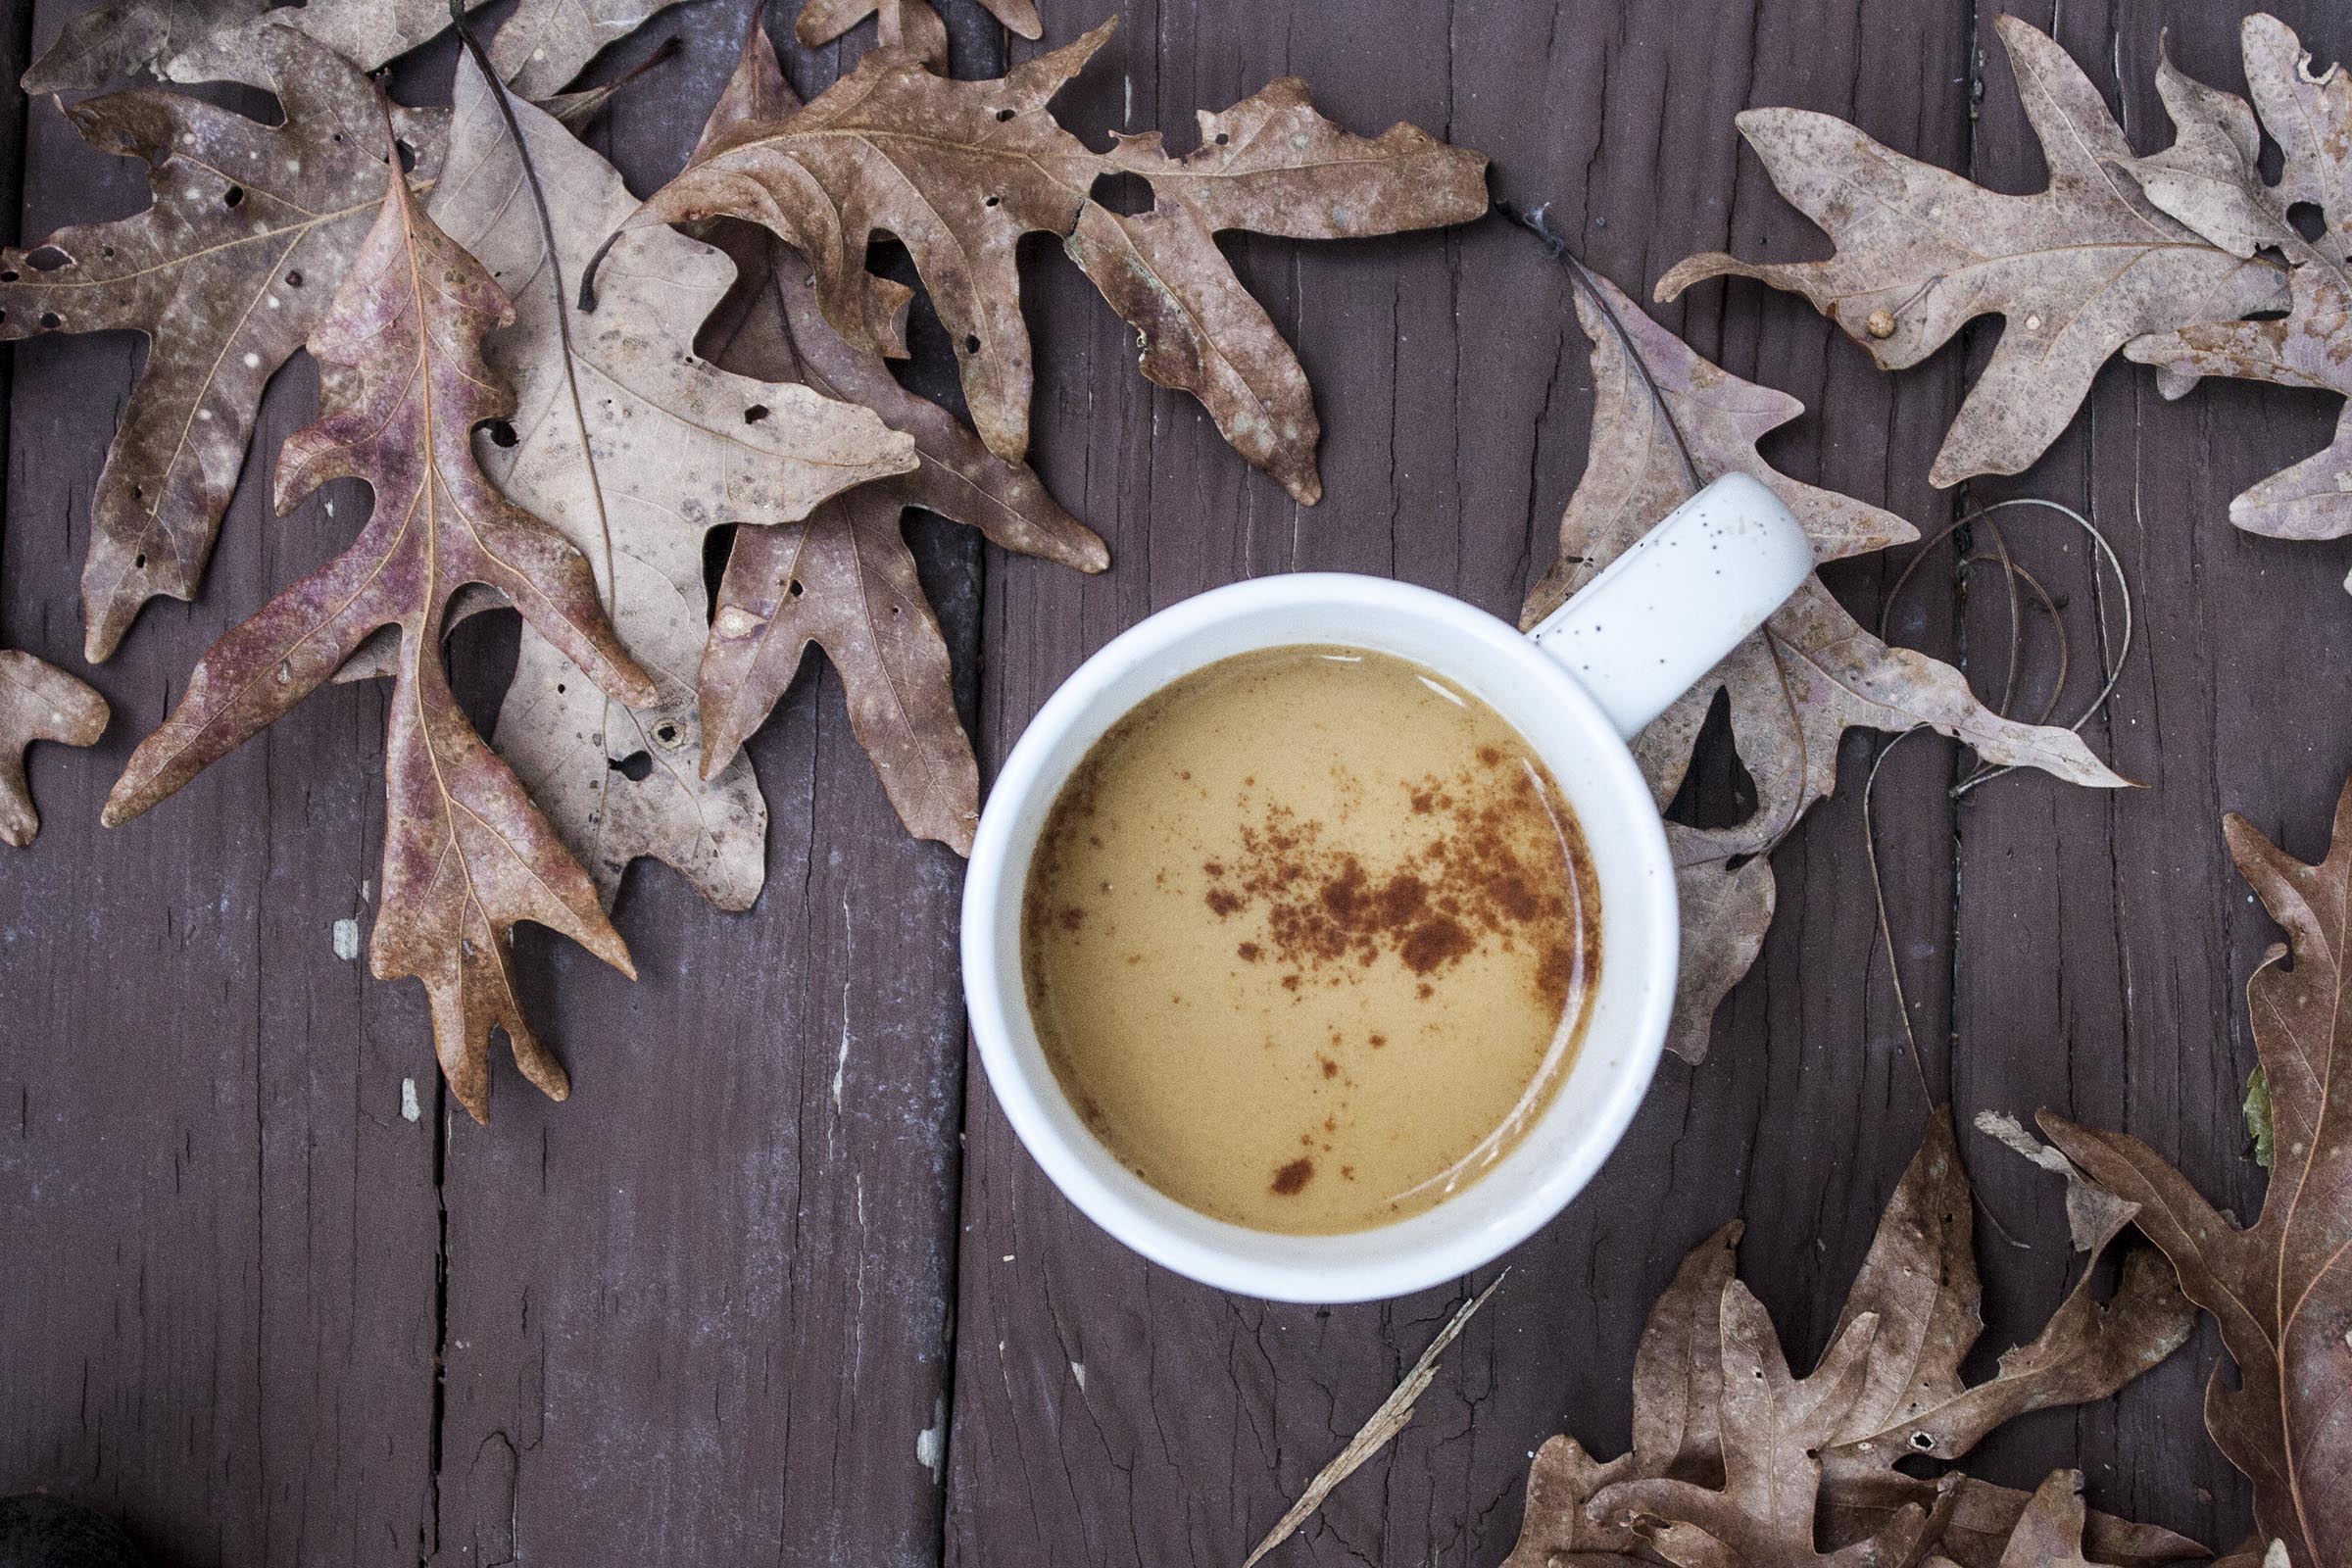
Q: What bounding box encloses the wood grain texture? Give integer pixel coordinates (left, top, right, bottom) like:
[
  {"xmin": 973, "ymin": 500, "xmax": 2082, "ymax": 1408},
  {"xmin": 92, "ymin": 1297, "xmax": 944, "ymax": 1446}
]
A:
[{"xmin": 3, "ymin": 0, "xmax": 2339, "ymax": 1564}]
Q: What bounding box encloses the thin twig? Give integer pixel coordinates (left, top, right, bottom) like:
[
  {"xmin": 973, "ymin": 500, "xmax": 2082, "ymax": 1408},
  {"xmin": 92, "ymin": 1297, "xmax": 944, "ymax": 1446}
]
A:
[
  {"xmin": 447, "ymin": 1, "xmax": 641, "ymax": 838},
  {"xmin": 1499, "ymin": 201, "xmax": 1705, "ymax": 496},
  {"xmin": 1861, "ymin": 493, "xmax": 2133, "ymax": 1146},
  {"xmin": 1240, "ymin": 1274, "xmax": 1505, "ymax": 1568},
  {"xmin": 445, "ymin": 1, "xmax": 616, "ymax": 619},
  {"xmin": 1860, "ymin": 726, "xmax": 1935, "ymax": 1108}
]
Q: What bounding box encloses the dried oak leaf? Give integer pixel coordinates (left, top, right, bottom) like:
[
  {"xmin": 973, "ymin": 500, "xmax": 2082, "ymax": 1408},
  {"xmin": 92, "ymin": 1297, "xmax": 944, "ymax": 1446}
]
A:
[
  {"xmin": 2044, "ymin": 776, "xmax": 2352, "ymax": 1568},
  {"xmin": 1980, "ymin": 1471, "xmax": 2114, "ymax": 1568},
  {"xmin": 102, "ymin": 122, "xmax": 657, "ymax": 1125},
  {"xmin": 0, "ymin": 650, "xmax": 109, "ymax": 848},
  {"xmin": 612, "ymin": 17, "xmax": 1488, "ymax": 504},
  {"xmin": 1521, "ymin": 268, "xmax": 2126, "ymax": 1061},
  {"xmin": 1591, "ymin": 1283, "xmax": 1927, "ymax": 1567},
  {"xmin": 0, "ymin": 26, "xmax": 441, "ymax": 662},
  {"xmin": 420, "ymin": 52, "xmax": 913, "ymax": 907},
  {"xmin": 1504, "ymin": 1113, "xmax": 2201, "ymax": 1568},
  {"xmin": 687, "ymin": 19, "xmax": 1104, "ymax": 852},
  {"xmin": 2122, "ymin": 17, "xmax": 2352, "ymax": 593},
  {"xmin": 164, "ymin": 0, "xmax": 683, "ymax": 98},
  {"xmin": 21, "ymin": 0, "xmax": 267, "ymax": 93},
  {"xmin": 796, "ymin": 0, "xmax": 1041, "ymax": 69},
  {"xmin": 1655, "ymin": 16, "xmax": 2286, "ymax": 489}
]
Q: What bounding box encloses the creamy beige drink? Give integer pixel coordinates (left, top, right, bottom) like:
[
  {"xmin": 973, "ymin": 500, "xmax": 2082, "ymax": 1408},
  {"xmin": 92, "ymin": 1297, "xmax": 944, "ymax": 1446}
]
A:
[{"xmin": 1020, "ymin": 646, "xmax": 1599, "ymax": 1234}]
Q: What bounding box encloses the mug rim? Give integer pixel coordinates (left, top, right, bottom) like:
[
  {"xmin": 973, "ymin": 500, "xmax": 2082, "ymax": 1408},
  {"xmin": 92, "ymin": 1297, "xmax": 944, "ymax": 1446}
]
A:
[{"xmin": 961, "ymin": 573, "xmax": 1679, "ymax": 1301}]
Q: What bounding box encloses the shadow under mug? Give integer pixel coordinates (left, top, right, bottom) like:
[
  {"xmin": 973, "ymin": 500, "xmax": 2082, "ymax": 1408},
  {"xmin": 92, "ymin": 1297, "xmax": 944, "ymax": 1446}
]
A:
[{"xmin": 961, "ymin": 473, "xmax": 1815, "ymax": 1302}]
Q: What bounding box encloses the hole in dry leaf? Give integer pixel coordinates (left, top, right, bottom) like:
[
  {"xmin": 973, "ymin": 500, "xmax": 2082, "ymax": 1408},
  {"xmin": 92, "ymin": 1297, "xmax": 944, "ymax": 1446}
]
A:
[
  {"xmin": 2289, "ymin": 200, "xmax": 2327, "ymax": 243},
  {"xmin": 984, "ymin": 194, "xmax": 1001, "ymax": 207},
  {"xmin": 703, "ymin": 524, "xmax": 735, "ymax": 606},
  {"xmin": 26, "ymin": 246, "xmax": 68, "ymax": 271},
  {"xmin": 0, "ymin": 270, "xmax": 17, "ymax": 282},
  {"xmin": 101, "ymin": 245, "xmax": 114, "ymax": 259},
  {"xmin": 994, "ymin": 107, "xmax": 1014, "ymax": 122},
  {"xmin": 1661, "ymin": 687, "xmax": 1756, "ymax": 831},
  {"xmin": 787, "ymin": 579, "xmax": 805, "ymax": 599},
  {"xmin": 38, "ymin": 311, "xmax": 60, "ymax": 329},
  {"xmin": 556, "ymin": 683, "xmax": 566, "ymax": 695},
  {"xmin": 223, "ymin": 185, "xmax": 244, "ymax": 208},
  {"xmin": 612, "ymin": 751, "xmax": 654, "ymax": 781},
  {"xmin": 1214, "ymin": 131, "xmax": 1230, "ymax": 145},
  {"xmin": 963, "ymin": 334, "xmax": 980, "ymax": 354},
  {"xmin": 133, "ymin": 553, "xmax": 146, "ymax": 568},
  {"xmin": 285, "ymin": 270, "xmax": 303, "ymax": 287},
  {"xmin": 742, "ymin": 404, "xmax": 769, "ymax": 424},
  {"xmin": 1089, "ymin": 171, "xmax": 1155, "ymax": 216},
  {"xmin": 653, "ymin": 721, "xmax": 682, "ymax": 749},
  {"xmin": 1910, "ymin": 1432, "xmax": 1935, "ymax": 1449},
  {"xmin": 484, "ymin": 419, "xmax": 519, "ymax": 448}
]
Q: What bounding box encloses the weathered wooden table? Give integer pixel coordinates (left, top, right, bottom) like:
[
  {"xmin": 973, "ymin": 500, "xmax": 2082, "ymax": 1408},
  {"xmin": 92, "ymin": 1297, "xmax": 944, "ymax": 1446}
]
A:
[{"xmin": 4, "ymin": 0, "xmax": 2336, "ymax": 1562}]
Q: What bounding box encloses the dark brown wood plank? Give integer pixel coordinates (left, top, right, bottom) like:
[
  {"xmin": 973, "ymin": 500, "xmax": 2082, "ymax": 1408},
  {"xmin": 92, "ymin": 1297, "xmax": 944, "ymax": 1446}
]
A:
[
  {"xmin": 1945, "ymin": 1, "xmax": 2347, "ymax": 1550},
  {"xmin": 6, "ymin": 0, "xmax": 2335, "ymax": 1562},
  {"xmin": 418, "ymin": 9, "xmax": 1004, "ymax": 1566},
  {"xmin": 945, "ymin": 3, "xmax": 1998, "ymax": 1564},
  {"xmin": 0, "ymin": 4, "xmax": 440, "ymax": 1562}
]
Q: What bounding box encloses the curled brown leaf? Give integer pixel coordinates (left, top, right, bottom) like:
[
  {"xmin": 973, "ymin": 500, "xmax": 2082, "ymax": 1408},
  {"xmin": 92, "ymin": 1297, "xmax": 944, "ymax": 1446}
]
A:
[
  {"xmin": 104, "ymin": 123, "xmax": 653, "ymax": 1124},
  {"xmin": 1502, "ymin": 1114, "xmax": 2198, "ymax": 1568},
  {"xmin": 0, "ymin": 650, "xmax": 109, "ymax": 849},
  {"xmin": 0, "ymin": 27, "xmax": 442, "ymax": 661},
  {"xmin": 687, "ymin": 19, "xmax": 1103, "ymax": 853},
  {"xmin": 618, "ymin": 15, "xmax": 1487, "ymax": 502},
  {"xmin": 2044, "ymin": 777, "xmax": 2352, "ymax": 1568}
]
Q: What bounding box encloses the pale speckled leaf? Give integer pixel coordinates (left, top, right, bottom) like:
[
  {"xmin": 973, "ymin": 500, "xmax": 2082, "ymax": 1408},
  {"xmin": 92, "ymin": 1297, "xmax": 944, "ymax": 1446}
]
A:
[
  {"xmin": 103, "ymin": 137, "xmax": 655, "ymax": 1126},
  {"xmin": 688, "ymin": 22, "xmax": 1102, "ymax": 853},
  {"xmin": 2045, "ymin": 779, "xmax": 2352, "ymax": 1568},
  {"xmin": 1991, "ymin": 1473, "xmax": 2103, "ymax": 1568},
  {"xmin": 2123, "ymin": 17, "xmax": 2352, "ymax": 591},
  {"xmin": 484, "ymin": 0, "xmax": 686, "ymax": 96},
  {"xmin": 0, "ymin": 650, "xmax": 109, "ymax": 849},
  {"xmin": 427, "ymin": 53, "xmax": 912, "ymax": 909},
  {"xmin": 21, "ymin": 0, "xmax": 266, "ymax": 92},
  {"xmin": 1656, "ymin": 16, "xmax": 2286, "ymax": 488},
  {"xmin": 794, "ymin": 0, "xmax": 1040, "ymax": 58},
  {"xmin": 164, "ymin": 0, "xmax": 683, "ymax": 97},
  {"xmin": 624, "ymin": 16, "xmax": 1486, "ymax": 499},
  {"xmin": 796, "ymin": 0, "xmax": 949, "ymax": 70},
  {"xmin": 1525, "ymin": 270, "xmax": 2124, "ymax": 1062},
  {"xmin": 0, "ymin": 27, "xmax": 441, "ymax": 661}
]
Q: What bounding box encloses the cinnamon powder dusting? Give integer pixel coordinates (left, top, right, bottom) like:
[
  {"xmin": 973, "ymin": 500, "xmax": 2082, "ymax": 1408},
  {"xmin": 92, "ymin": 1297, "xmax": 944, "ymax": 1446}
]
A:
[
  {"xmin": 1020, "ymin": 645, "xmax": 1601, "ymax": 1236},
  {"xmin": 1195, "ymin": 753, "xmax": 1590, "ymax": 1011}
]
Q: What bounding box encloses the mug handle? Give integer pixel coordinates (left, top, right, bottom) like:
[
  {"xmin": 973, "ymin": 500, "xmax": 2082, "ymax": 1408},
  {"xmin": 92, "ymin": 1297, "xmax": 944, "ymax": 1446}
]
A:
[{"xmin": 1526, "ymin": 473, "xmax": 1815, "ymax": 741}]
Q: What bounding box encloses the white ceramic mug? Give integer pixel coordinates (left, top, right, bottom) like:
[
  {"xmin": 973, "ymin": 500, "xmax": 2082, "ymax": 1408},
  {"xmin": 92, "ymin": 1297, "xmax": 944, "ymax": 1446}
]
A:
[{"xmin": 961, "ymin": 474, "xmax": 1813, "ymax": 1302}]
